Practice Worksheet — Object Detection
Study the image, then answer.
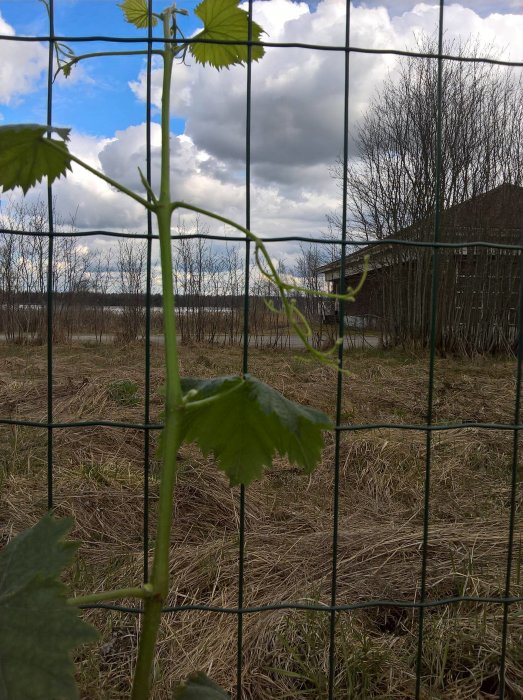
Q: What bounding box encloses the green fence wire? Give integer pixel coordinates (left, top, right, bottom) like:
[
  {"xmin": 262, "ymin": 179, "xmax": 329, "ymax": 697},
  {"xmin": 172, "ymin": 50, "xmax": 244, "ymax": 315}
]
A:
[
  {"xmin": 45, "ymin": 0, "xmax": 55, "ymax": 518},
  {"xmin": 415, "ymin": 6, "xmax": 445, "ymax": 695},
  {"xmin": 1, "ymin": 1, "xmax": 522, "ymax": 698}
]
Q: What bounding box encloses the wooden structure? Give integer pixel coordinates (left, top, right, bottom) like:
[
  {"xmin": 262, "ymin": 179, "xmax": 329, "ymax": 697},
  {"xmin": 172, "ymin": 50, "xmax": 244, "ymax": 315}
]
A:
[{"xmin": 319, "ymin": 184, "xmax": 523, "ymax": 354}]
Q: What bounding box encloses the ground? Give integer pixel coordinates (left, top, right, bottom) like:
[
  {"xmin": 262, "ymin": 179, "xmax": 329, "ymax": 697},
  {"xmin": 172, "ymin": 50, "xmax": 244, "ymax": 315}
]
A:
[{"xmin": 1, "ymin": 341, "xmax": 522, "ymax": 698}]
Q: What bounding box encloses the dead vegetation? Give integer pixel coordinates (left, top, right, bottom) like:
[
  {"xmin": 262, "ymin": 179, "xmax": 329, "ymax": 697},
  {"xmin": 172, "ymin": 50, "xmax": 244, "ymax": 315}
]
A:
[{"xmin": 0, "ymin": 342, "xmax": 522, "ymax": 698}]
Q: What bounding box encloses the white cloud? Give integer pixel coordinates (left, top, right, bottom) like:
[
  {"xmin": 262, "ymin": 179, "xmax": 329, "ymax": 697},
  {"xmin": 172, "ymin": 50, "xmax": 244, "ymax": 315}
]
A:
[
  {"xmin": 354, "ymin": 0, "xmax": 523, "ymax": 17},
  {"xmin": 12, "ymin": 130, "xmax": 147, "ymax": 233},
  {"xmin": 95, "ymin": 124, "xmax": 337, "ymax": 235},
  {"xmin": 0, "ymin": 13, "xmax": 47, "ymax": 105},
  {"xmin": 1, "ymin": 116, "xmax": 336, "ymax": 259},
  {"xmin": 129, "ymin": 1, "xmax": 522, "ymax": 181}
]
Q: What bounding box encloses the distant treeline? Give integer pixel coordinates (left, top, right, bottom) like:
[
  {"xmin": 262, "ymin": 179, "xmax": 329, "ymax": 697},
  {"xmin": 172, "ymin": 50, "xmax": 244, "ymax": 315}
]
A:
[{"xmin": 1, "ymin": 200, "xmax": 338, "ymax": 346}]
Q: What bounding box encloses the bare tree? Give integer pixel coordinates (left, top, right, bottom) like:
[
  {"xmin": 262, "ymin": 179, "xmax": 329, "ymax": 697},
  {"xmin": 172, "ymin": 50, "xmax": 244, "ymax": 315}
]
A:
[
  {"xmin": 0, "ymin": 198, "xmax": 48, "ymax": 341},
  {"xmin": 89, "ymin": 250, "xmax": 113, "ymax": 343},
  {"xmin": 53, "ymin": 236, "xmax": 93, "ymax": 342},
  {"xmin": 173, "ymin": 217, "xmax": 245, "ymax": 345},
  {"xmin": 292, "ymin": 229, "xmax": 342, "ymax": 348},
  {"xmin": 331, "ymin": 38, "xmax": 523, "ymax": 240},
  {"xmin": 292, "ymin": 243, "xmax": 327, "ymax": 348},
  {"xmin": 116, "ymin": 239, "xmax": 147, "ymax": 342},
  {"xmin": 0, "ymin": 198, "xmax": 92, "ymax": 343},
  {"xmin": 221, "ymin": 242, "xmax": 243, "ymax": 345}
]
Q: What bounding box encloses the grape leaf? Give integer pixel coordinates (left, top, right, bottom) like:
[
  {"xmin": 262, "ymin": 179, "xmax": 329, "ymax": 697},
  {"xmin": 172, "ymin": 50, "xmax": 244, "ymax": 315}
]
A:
[
  {"xmin": 173, "ymin": 672, "xmax": 230, "ymax": 699},
  {"xmin": 118, "ymin": 0, "xmax": 157, "ymax": 28},
  {"xmin": 0, "ymin": 124, "xmax": 72, "ymax": 194},
  {"xmin": 0, "ymin": 515, "xmax": 98, "ymax": 700},
  {"xmin": 179, "ymin": 374, "xmax": 331, "ymax": 486},
  {"xmin": 190, "ymin": 0, "xmax": 265, "ymax": 69}
]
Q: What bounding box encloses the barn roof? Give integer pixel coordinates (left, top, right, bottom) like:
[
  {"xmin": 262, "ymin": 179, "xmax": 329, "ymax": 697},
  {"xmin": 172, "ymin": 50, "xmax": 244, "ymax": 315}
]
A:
[{"xmin": 319, "ymin": 183, "xmax": 523, "ymax": 278}]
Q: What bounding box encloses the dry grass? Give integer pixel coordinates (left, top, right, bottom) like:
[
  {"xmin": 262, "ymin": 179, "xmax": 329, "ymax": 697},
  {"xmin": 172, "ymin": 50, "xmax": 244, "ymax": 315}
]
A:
[{"xmin": 1, "ymin": 341, "xmax": 522, "ymax": 698}]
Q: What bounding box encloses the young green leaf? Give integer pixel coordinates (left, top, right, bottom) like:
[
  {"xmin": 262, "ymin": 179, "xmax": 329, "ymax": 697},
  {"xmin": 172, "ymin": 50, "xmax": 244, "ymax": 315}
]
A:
[
  {"xmin": 191, "ymin": 0, "xmax": 265, "ymax": 69},
  {"xmin": 0, "ymin": 515, "xmax": 98, "ymax": 700},
  {"xmin": 178, "ymin": 374, "xmax": 331, "ymax": 486},
  {"xmin": 173, "ymin": 672, "xmax": 230, "ymax": 699},
  {"xmin": 0, "ymin": 124, "xmax": 72, "ymax": 194},
  {"xmin": 118, "ymin": 0, "xmax": 158, "ymax": 28}
]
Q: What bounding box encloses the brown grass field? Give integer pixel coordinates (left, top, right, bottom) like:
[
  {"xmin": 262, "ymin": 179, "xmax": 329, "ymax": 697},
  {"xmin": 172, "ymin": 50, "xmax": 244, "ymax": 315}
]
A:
[{"xmin": 1, "ymin": 341, "xmax": 522, "ymax": 699}]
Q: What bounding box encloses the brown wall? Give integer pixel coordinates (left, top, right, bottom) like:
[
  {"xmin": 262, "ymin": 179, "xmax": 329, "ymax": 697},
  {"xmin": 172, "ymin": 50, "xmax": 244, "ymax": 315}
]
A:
[{"xmin": 340, "ymin": 244, "xmax": 520, "ymax": 354}]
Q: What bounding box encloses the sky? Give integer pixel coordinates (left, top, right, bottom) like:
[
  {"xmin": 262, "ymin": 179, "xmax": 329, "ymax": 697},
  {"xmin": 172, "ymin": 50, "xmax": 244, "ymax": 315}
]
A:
[{"xmin": 0, "ymin": 0, "xmax": 522, "ymax": 269}]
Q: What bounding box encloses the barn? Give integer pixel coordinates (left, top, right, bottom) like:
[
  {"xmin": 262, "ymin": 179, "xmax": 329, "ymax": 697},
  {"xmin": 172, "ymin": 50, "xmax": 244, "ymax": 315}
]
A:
[{"xmin": 319, "ymin": 183, "xmax": 523, "ymax": 354}]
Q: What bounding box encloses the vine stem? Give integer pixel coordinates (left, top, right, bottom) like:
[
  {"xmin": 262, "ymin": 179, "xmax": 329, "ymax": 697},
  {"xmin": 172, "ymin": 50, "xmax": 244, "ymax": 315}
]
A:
[
  {"xmin": 54, "ymin": 50, "xmax": 164, "ymax": 81},
  {"xmin": 67, "ymin": 586, "xmax": 151, "ymax": 607},
  {"xmin": 131, "ymin": 8, "xmax": 183, "ymax": 699}
]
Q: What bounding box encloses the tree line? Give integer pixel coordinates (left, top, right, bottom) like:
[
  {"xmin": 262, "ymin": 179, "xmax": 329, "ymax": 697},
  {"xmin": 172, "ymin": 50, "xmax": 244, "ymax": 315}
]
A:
[{"xmin": 0, "ymin": 201, "xmax": 335, "ymax": 347}]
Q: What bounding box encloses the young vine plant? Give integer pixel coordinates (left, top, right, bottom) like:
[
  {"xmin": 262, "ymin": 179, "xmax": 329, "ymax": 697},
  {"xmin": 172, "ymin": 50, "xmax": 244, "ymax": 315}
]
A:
[{"xmin": 0, "ymin": 1, "xmax": 365, "ymax": 698}]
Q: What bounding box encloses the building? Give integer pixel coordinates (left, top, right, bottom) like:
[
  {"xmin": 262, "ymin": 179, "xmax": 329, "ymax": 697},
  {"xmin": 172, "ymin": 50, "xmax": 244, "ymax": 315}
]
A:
[{"xmin": 319, "ymin": 184, "xmax": 523, "ymax": 354}]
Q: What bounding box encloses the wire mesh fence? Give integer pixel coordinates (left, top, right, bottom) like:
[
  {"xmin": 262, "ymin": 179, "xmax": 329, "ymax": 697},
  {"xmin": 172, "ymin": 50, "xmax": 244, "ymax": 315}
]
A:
[{"xmin": 1, "ymin": 1, "xmax": 523, "ymax": 697}]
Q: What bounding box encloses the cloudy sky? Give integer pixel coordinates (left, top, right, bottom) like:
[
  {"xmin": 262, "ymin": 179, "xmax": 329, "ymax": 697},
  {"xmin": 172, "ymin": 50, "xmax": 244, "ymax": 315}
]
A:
[{"xmin": 0, "ymin": 0, "xmax": 522, "ymax": 266}]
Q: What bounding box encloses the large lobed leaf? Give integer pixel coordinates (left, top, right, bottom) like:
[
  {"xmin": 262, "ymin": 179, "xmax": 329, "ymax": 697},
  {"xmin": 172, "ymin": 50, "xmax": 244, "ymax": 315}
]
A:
[
  {"xmin": 179, "ymin": 374, "xmax": 332, "ymax": 486},
  {"xmin": 190, "ymin": 0, "xmax": 265, "ymax": 69},
  {"xmin": 0, "ymin": 515, "xmax": 98, "ymax": 700},
  {"xmin": 173, "ymin": 672, "xmax": 230, "ymax": 699},
  {"xmin": 118, "ymin": 0, "xmax": 157, "ymax": 28},
  {"xmin": 0, "ymin": 124, "xmax": 72, "ymax": 194}
]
